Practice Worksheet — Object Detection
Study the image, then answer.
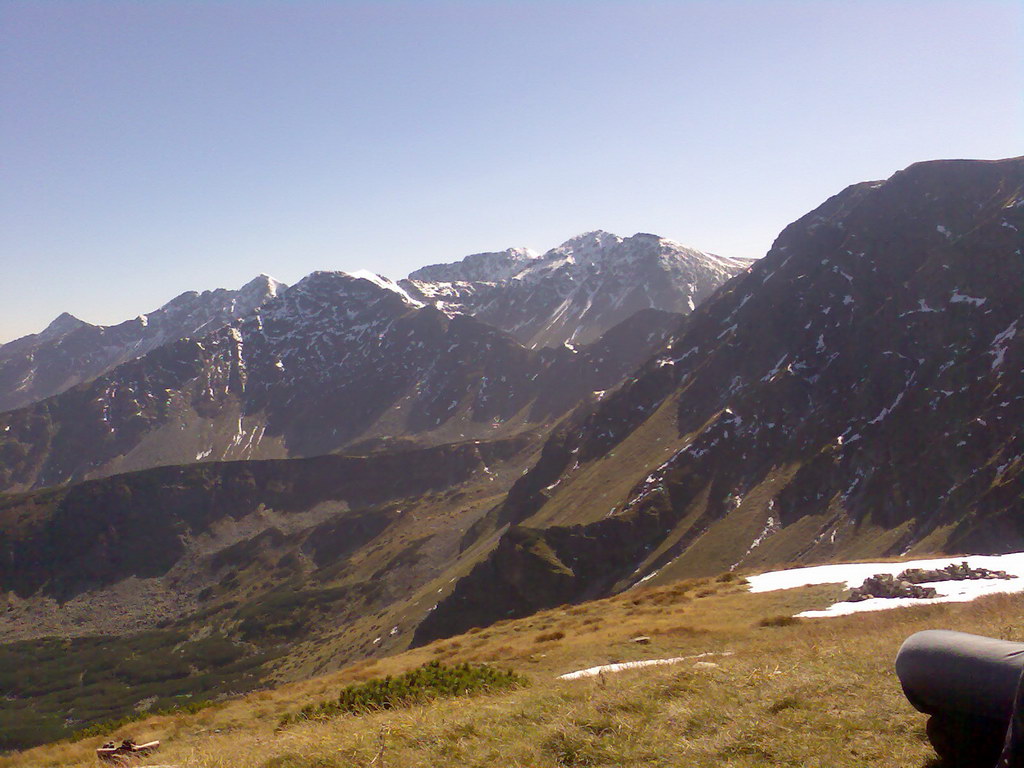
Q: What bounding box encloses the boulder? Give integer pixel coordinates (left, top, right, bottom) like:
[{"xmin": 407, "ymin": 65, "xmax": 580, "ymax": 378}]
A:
[{"xmin": 847, "ymin": 561, "xmax": 1016, "ymax": 603}]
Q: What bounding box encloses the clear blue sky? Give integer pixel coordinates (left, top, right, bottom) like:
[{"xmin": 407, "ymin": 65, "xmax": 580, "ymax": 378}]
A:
[{"xmin": 2, "ymin": 1, "xmax": 1021, "ymax": 342}]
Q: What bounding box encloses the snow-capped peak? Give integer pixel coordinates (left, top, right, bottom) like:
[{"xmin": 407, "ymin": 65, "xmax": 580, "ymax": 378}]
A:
[
  {"xmin": 236, "ymin": 274, "xmax": 286, "ymax": 310},
  {"xmin": 552, "ymin": 230, "xmax": 623, "ymax": 254},
  {"xmin": 349, "ymin": 269, "xmax": 424, "ymax": 307},
  {"xmin": 284, "ymin": 270, "xmax": 423, "ymax": 311},
  {"xmin": 240, "ymin": 273, "xmax": 285, "ymax": 298},
  {"xmin": 399, "ymin": 229, "xmax": 749, "ymax": 349}
]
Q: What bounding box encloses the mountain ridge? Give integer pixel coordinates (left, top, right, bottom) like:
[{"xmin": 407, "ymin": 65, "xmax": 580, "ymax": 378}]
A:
[
  {"xmin": 1, "ymin": 231, "xmax": 741, "ymax": 413},
  {"xmin": 402, "ymin": 230, "xmax": 751, "ymax": 348},
  {"xmin": 0, "ymin": 270, "xmax": 683, "ymax": 492},
  {"xmin": 0, "ymin": 274, "xmax": 286, "ymax": 413}
]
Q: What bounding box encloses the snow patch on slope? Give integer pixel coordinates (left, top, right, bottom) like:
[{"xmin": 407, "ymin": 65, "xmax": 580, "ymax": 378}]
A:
[
  {"xmin": 558, "ymin": 652, "xmax": 734, "ymax": 680},
  {"xmin": 747, "ymin": 552, "xmax": 1024, "ymax": 618},
  {"xmin": 350, "ymin": 270, "xmax": 424, "ymax": 307}
]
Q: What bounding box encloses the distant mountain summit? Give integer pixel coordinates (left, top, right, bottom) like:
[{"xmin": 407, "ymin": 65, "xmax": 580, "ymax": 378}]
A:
[
  {"xmin": 402, "ymin": 231, "xmax": 750, "ymax": 348},
  {"xmin": 37, "ymin": 312, "xmax": 89, "ymax": 340},
  {"xmin": 0, "ymin": 274, "xmax": 285, "ymax": 412}
]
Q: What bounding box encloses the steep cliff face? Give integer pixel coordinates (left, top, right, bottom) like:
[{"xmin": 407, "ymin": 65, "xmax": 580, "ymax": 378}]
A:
[
  {"xmin": 0, "ymin": 273, "xmax": 681, "ymax": 493},
  {"xmin": 417, "ymin": 158, "xmax": 1024, "ymax": 641},
  {"xmin": 403, "ymin": 231, "xmax": 750, "ymax": 348}
]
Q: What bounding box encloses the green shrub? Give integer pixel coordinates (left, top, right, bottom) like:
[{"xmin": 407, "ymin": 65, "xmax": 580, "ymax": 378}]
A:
[
  {"xmin": 280, "ymin": 661, "xmax": 527, "ymax": 726},
  {"xmin": 71, "ymin": 699, "xmax": 215, "ymax": 741},
  {"xmin": 0, "ymin": 709, "xmax": 66, "ymax": 752}
]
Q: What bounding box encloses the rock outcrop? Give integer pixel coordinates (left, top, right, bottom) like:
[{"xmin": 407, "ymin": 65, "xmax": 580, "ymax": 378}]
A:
[{"xmin": 847, "ymin": 562, "xmax": 1015, "ymax": 601}]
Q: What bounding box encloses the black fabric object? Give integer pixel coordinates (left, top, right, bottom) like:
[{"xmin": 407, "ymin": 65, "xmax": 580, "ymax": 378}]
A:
[
  {"xmin": 896, "ymin": 630, "xmax": 1024, "ymax": 767},
  {"xmin": 997, "ymin": 664, "xmax": 1024, "ymax": 768}
]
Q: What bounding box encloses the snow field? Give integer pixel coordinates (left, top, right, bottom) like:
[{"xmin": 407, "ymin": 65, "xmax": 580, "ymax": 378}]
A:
[{"xmin": 746, "ymin": 552, "xmax": 1024, "ymax": 618}]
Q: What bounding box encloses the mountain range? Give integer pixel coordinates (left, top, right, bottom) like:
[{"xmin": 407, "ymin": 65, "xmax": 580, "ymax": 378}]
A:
[
  {"xmin": 0, "ymin": 229, "xmax": 744, "ymax": 493},
  {"xmin": 1, "ymin": 158, "xmax": 1022, "ymax": 750},
  {"xmin": 402, "ymin": 230, "xmax": 751, "ymax": 348}
]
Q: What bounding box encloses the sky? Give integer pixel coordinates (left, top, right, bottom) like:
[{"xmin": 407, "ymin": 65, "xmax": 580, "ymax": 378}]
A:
[{"xmin": 1, "ymin": 1, "xmax": 1021, "ymax": 343}]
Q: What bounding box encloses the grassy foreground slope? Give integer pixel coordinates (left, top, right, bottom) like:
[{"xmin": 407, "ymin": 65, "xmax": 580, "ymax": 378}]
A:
[{"xmin": 6, "ymin": 569, "xmax": 1023, "ymax": 768}]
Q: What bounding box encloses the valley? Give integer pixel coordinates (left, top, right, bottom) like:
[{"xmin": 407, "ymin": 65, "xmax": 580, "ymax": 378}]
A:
[{"xmin": 1, "ymin": 158, "xmax": 1022, "ymax": 757}]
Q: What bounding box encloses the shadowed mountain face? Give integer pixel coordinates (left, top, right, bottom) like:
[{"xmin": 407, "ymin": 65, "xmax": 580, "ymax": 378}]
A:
[
  {"xmin": 0, "ymin": 275, "xmax": 285, "ymax": 413},
  {"xmin": 415, "ymin": 157, "xmax": 1024, "ymax": 644},
  {"xmin": 402, "ymin": 231, "xmax": 751, "ymax": 349},
  {"xmin": 0, "ymin": 269, "xmax": 682, "ymax": 493},
  {"xmin": 0, "ymin": 438, "xmax": 528, "ymax": 605}
]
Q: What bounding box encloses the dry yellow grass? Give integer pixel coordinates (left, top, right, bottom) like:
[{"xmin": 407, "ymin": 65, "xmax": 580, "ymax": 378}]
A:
[{"xmin": 7, "ymin": 573, "xmax": 1022, "ymax": 768}]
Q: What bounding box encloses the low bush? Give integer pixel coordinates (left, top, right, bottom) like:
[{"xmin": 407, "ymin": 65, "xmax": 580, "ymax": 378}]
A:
[
  {"xmin": 280, "ymin": 661, "xmax": 528, "ymax": 726},
  {"xmin": 71, "ymin": 699, "xmax": 214, "ymax": 741},
  {"xmin": 534, "ymin": 630, "xmax": 566, "ymax": 643},
  {"xmin": 716, "ymin": 571, "xmax": 747, "ymax": 584}
]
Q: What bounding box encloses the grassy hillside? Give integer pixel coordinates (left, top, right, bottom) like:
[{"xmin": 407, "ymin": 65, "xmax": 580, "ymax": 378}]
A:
[{"xmin": 6, "ymin": 565, "xmax": 1020, "ymax": 767}]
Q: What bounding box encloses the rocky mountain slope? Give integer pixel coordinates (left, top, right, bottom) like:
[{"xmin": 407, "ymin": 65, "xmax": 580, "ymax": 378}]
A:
[
  {"xmin": 416, "ymin": 157, "xmax": 1024, "ymax": 642},
  {"xmin": 0, "ymin": 232, "xmax": 732, "ymax": 749},
  {"xmin": 0, "ymin": 275, "xmax": 285, "ymax": 413},
  {"xmin": 402, "ymin": 231, "xmax": 750, "ymax": 348},
  {"xmin": 0, "ymin": 270, "xmax": 681, "ymax": 493}
]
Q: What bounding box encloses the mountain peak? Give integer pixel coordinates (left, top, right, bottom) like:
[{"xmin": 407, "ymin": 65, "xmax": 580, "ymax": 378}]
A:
[
  {"xmin": 552, "ymin": 230, "xmax": 622, "ymax": 254},
  {"xmin": 626, "ymin": 232, "xmax": 667, "ymax": 244},
  {"xmin": 239, "ymin": 273, "xmax": 285, "ymax": 297},
  {"xmin": 348, "ymin": 270, "xmax": 424, "ymax": 306},
  {"xmin": 401, "ymin": 229, "xmax": 746, "ymax": 349},
  {"xmin": 285, "ymin": 270, "xmax": 422, "ymax": 310},
  {"xmin": 38, "ymin": 312, "xmax": 89, "ymax": 340}
]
